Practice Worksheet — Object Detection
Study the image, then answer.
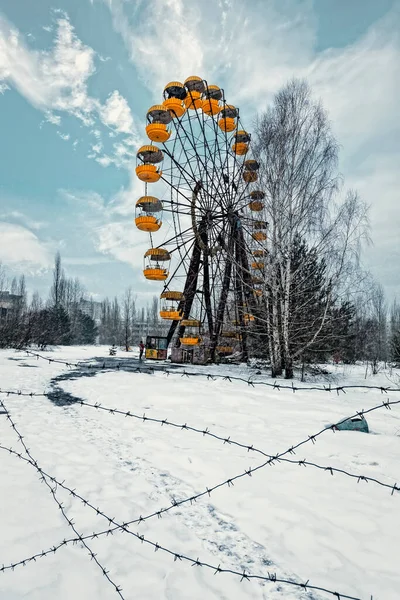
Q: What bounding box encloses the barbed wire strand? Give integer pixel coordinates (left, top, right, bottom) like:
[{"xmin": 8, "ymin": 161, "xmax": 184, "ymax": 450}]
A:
[
  {"xmin": 1, "ymin": 388, "xmax": 399, "ymax": 496},
  {"xmin": 1, "ymin": 398, "xmax": 394, "ymax": 598},
  {"xmin": 0, "ymin": 398, "xmax": 125, "ymax": 598},
  {"xmin": 20, "ymin": 349, "xmax": 400, "ymax": 393},
  {"xmin": 0, "ymin": 434, "xmax": 364, "ymax": 600},
  {"xmin": 69, "ymin": 399, "xmax": 400, "ymax": 496}
]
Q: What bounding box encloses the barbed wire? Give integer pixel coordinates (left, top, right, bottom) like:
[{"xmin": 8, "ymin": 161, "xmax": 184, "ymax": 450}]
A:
[
  {"xmin": 3, "ymin": 358, "xmax": 396, "ymax": 598},
  {"xmin": 19, "ymin": 349, "xmax": 400, "ymax": 393},
  {"xmin": 71, "ymin": 397, "xmax": 400, "ymax": 496},
  {"xmin": 1, "ymin": 388, "xmax": 399, "ymax": 496},
  {"xmin": 1, "ymin": 393, "xmax": 397, "ymax": 598},
  {"xmin": 0, "ymin": 443, "xmax": 364, "ymax": 600},
  {"xmin": 0, "ymin": 398, "xmax": 125, "ymax": 598},
  {"xmin": 0, "ymin": 390, "xmax": 400, "ymax": 495}
]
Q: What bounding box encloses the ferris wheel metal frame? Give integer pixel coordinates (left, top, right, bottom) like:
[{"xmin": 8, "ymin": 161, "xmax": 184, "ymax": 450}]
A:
[{"xmin": 135, "ymin": 76, "xmax": 268, "ymax": 361}]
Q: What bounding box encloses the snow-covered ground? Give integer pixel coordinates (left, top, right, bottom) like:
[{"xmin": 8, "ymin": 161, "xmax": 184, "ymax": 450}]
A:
[{"xmin": 0, "ymin": 346, "xmax": 399, "ymax": 600}]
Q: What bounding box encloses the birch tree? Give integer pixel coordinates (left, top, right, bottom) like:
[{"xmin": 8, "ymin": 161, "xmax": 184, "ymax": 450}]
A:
[{"xmin": 254, "ymin": 80, "xmax": 369, "ymax": 378}]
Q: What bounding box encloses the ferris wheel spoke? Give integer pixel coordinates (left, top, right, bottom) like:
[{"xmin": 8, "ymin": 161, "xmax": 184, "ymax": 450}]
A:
[
  {"xmin": 164, "ymin": 237, "xmax": 196, "ymax": 290},
  {"xmin": 197, "ymin": 110, "xmax": 231, "ymax": 214},
  {"xmin": 182, "ymin": 110, "xmax": 226, "ymax": 213},
  {"xmin": 158, "ymin": 226, "xmax": 197, "ymax": 250},
  {"xmin": 170, "ymin": 116, "xmax": 208, "ymax": 191},
  {"xmin": 198, "ymin": 111, "xmax": 222, "ymax": 214},
  {"xmin": 199, "ymin": 96, "xmax": 233, "ymax": 213},
  {"xmin": 161, "ymin": 148, "xmax": 200, "ymax": 198},
  {"xmin": 209, "ymin": 224, "xmax": 235, "ymax": 357}
]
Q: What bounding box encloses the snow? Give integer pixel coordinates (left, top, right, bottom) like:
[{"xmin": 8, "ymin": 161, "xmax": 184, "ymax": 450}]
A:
[{"xmin": 0, "ymin": 346, "xmax": 399, "ymax": 600}]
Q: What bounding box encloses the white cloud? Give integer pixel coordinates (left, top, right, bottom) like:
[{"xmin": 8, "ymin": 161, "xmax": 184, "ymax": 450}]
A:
[
  {"xmin": 60, "ymin": 187, "xmax": 146, "ymax": 270},
  {"xmin": 0, "ymin": 13, "xmax": 138, "ymax": 165},
  {"xmin": 304, "ymin": 13, "xmax": 400, "ymax": 158},
  {"xmin": 91, "ymin": 142, "xmax": 103, "ymax": 153},
  {"xmin": 0, "ymin": 16, "xmax": 96, "ymax": 121},
  {"xmin": 0, "ymin": 222, "xmax": 51, "ymax": 270},
  {"xmin": 105, "ymin": 0, "xmax": 314, "ymax": 102},
  {"xmin": 95, "ymin": 220, "xmax": 147, "ymax": 268},
  {"xmin": 45, "ymin": 111, "xmax": 61, "ymax": 125},
  {"xmin": 95, "ymin": 155, "xmax": 113, "ymax": 167},
  {"xmin": 0, "ymin": 82, "xmax": 9, "ymax": 94},
  {"xmin": 0, "ymin": 211, "xmax": 47, "ymax": 231},
  {"xmin": 57, "ymin": 131, "xmax": 70, "ymax": 141},
  {"xmin": 347, "ymin": 154, "xmax": 400, "ymax": 300},
  {"xmin": 100, "ymin": 90, "xmax": 134, "ymax": 134}
]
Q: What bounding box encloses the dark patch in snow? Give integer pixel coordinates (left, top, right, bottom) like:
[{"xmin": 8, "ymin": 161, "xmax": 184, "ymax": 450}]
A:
[
  {"xmin": 47, "ymin": 365, "xmax": 98, "ymax": 407},
  {"xmin": 48, "ymin": 388, "xmax": 82, "ymax": 407}
]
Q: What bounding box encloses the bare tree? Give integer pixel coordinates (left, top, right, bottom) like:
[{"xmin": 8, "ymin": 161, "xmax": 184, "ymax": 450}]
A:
[
  {"xmin": 30, "ymin": 291, "xmax": 43, "ymax": 312},
  {"xmin": 369, "ymin": 282, "xmax": 388, "ymax": 370},
  {"xmin": 122, "ymin": 287, "xmax": 136, "ymax": 351},
  {"xmin": 50, "ymin": 252, "xmax": 65, "ymax": 308},
  {"xmin": 254, "ymin": 80, "xmax": 369, "ymax": 378},
  {"xmin": 0, "ymin": 263, "xmax": 7, "ymax": 293}
]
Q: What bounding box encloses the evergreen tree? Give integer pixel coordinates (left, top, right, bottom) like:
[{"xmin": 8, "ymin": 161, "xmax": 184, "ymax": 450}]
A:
[
  {"xmin": 74, "ymin": 311, "xmax": 97, "ymax": 344},
  {"xmin": 390, "ymin": 300, "xmax": 400, "ymax": 365}
]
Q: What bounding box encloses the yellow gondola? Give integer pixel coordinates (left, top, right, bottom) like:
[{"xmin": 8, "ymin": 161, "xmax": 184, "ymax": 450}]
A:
[
  {"xmin": 250, "ymin": 190, "xmax": 265, "ymax": 199},
  {"xmin": 143, "ymin": 248, "xmax": 170, "ymax": 281},
  {"xmin": 216, "ymin": 346, "xmax": 233, "ymax": 354},
  {"xmin": 181, "ymin": 319, "xmax": 201, "ymax": 327},
  {"xmin": 235, "ymin": 130, "xmax": 251, "ymax": 143},
  {"xmin": 146, "ymin": 123, "xmax": 171, "ymax": 143},
  {"xmin": 135, "ymin": 196, "xmax": 163, "ymax": 232},
  {"xmin": 180, "ymin": 318, "xmax": 202, "ymax": 345},
  {"xmin": 252, "ymin": 231, "xmax": 267, "ymax": 241},
  {"xmin": 146, "ymin": 105, "xmax": 172, "ymax": 142},
  {"xmin": 180, "ymin": 336, "xmax": 202, "ymax": 346},
  {"xmin": 184, "ymin": 76, "xmax": 205, "ymax": 110},
  {"xmin": 232, "ymin": 129, "xmax": 250, "ymax": 155},
  {"xmin": 136, "ymin": 145, "xmax": 163, "ymax": 183},
  {"xmin": 249, "ymin": 200, "xmax": 264, "ymax": 211},
  {"xmin": 159, "ymin": 290, "xmax": 184, "ymax": 320},
  {"xmin": 201, "ymin": 85, "xmax": 222, "ymax": 116},
  {"xmin": 136, "ymin": 164, "xmax": 161, "ymax": 183},
  {"xmin": 243, "ymin": 171, "xmax": 258, "ymax": 183},
  {"xmin": 218, "ymin": 105, "xmax": 238, "ymax": 132},
  {"xmin": 163, "ymin": 81, "xmax": 187, "ymax": 117},
  {"xmin": 135, "ymin": 215, "xmax": 161, "ymax": 232},
  {"xmin": 160, "ymin": 309, "xmax": 182, "ymax": 320},
  {"xmin": 244, "ymin": 160, "xmax": 260, "ymax": 171},
  {"xmin": 232, "ymin": 142, "xmax": 248, "ymax": 155}
]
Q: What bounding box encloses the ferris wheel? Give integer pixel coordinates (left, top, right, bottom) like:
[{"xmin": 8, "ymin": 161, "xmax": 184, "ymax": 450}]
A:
[{"xmin": 134, "ymin": 76, "xmax": 268, "ymax": 361}]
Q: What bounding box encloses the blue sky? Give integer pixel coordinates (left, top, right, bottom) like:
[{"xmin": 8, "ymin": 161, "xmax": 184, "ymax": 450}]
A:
[{"xmin": 0, "ymin": 0, "xmax": 399, "ymax": 303}]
